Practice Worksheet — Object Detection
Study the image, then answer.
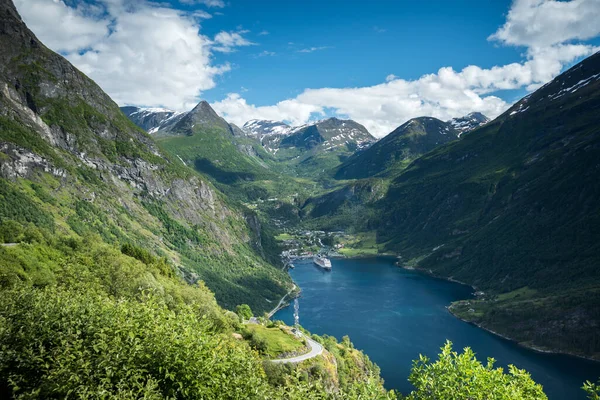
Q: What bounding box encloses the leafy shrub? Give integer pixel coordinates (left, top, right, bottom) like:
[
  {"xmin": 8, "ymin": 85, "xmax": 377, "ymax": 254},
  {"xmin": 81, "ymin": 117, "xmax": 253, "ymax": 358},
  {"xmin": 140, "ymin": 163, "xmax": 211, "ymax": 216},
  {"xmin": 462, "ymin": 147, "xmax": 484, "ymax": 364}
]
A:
[
  {"xmin": 0, "ymin": 287, "xmax": 269, "ymax": 399},
  {"xmin": 406, "ymin": 341, "xmax": 547, "ymax": 400},
  {"xmin": 583, "ymin": 380, "xmax": 600, "ymax": 400},
  {"xmin": 236, "ymin": 303, "xmax": 253, "ymax": 321}
]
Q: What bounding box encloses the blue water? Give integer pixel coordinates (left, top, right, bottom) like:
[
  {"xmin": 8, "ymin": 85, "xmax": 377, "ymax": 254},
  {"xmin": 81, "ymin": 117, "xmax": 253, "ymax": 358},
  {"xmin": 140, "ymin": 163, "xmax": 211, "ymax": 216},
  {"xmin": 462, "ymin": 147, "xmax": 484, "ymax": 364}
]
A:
[{"xmin": 274, "ymin": 257, "xmax": 600, "ymax": 399}]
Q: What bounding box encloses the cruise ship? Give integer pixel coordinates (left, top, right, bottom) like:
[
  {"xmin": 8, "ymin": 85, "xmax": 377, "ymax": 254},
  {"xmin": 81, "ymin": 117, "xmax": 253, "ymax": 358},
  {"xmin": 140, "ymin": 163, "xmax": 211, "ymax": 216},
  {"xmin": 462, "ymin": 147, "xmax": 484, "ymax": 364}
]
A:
[{"xmin": 313, "ymin": 255, "xmax": 332, "ymax": 270}]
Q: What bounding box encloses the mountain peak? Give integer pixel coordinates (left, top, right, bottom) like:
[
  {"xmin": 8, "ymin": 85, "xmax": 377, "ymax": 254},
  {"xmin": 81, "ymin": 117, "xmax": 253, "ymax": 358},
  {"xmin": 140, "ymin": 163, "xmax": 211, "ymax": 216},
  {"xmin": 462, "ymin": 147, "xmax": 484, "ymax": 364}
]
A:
[
  {"xmin": 466, "ymin": 112, "xmax": 489, "ymax": 121},
  {"xmin": 166, "ymin": 100, "xmax": 231, "ymax": 135},
  {"xmin": 448, "ymin": 112, "xmax": 490, "ymax": 136},
  {"xmin": 189, "ymin": 100, "xmax": 216, "ymax": 115}
]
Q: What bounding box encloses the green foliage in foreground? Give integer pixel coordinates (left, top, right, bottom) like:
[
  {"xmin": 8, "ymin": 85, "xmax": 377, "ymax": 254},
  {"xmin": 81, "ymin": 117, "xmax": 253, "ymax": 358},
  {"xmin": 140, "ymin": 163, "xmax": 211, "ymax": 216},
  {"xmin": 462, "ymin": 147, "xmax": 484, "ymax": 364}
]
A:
[
  {"xmin": 405, "ymin": 341, "xmax": 547, "ymax": 400},
  {"xmin": 0, "ymin": 288, "xmax": 263, "ymax": 399},
  {"xmin": 584, "ymin": 380, "xmax": 600, "ymax": 400},
  {"xmin": 0, "ymin": 227, "xmax": 391, "ymax": 399}
]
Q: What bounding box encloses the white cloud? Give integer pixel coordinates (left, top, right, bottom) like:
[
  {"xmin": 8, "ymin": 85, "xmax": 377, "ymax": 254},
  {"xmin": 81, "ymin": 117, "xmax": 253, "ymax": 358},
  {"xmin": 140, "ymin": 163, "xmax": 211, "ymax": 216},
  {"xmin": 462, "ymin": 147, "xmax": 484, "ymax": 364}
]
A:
[
  {"xmin": 14, "ymin": 0, "xmax": 109, "ymax": 53},
  {"xmin": 213, "ymin": 0, "xmax": 600, "ymax": 137},
  {"xmin": 212, "ymin": 73, "xmax": 511, "ymax": 137},
  {"xmin": 212, "ymin": 30, "xmax": 256, "ymax": 53},
  {"xmin": 190, "ymin": 10, "xmax": 213, "ymax": 19},
  {"xmin": 489, "ymin": 0, "xmax": 600, "ymax": 48},
  {"xmin": 14, "ymin": 0, "xmax": 255, "ymax": 111},
  {"xmin": 211, "ymin": 94, "xmax": 322, "ymax": 127},
  {"xmin": 258, "ymin": 30, "xmax": 269, "ymax": 36}
]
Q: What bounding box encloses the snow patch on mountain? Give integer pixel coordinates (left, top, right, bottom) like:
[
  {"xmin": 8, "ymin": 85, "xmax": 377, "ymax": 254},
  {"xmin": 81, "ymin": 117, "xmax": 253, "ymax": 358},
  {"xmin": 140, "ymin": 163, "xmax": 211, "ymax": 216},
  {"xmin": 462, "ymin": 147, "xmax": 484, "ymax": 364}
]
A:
[
  {"xmin": 447, "ymin": 112, "xmax": 490, "ymax": 136},
  {"xmin": 548, "ymin": 73, "xmax": 600, "ymax": 101}
]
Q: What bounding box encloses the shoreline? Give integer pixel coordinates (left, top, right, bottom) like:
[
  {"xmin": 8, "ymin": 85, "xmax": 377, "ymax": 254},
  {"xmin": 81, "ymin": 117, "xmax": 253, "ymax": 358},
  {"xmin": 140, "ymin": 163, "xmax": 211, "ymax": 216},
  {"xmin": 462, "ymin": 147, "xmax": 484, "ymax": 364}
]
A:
[
  {"xmin": 276, "ymin": 253, "xmax": 600, "ymax": 364},
  {"xmin": 398, "ymin": 264, "xmax": 600, "ymax": 363},
  {"xmin": 447, "ymin": 306, "xmax": 600, "ymax": 363},
  {"xmin": 267, "ymin": 284, "xmax": 299, "ymax": 318}
]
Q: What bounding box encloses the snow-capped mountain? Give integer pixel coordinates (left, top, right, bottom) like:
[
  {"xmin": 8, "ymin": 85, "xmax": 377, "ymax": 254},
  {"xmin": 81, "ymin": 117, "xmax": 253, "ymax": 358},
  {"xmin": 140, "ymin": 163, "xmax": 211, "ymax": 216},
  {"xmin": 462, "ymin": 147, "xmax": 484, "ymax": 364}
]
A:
[
  {"xmin": 242, "ymin": 117, "xmax": 376, "ymax": 155},
  {"xmin": 242, "ymin": 120, "xmax": 292, "ymax": 139},
  {"xmin": 120, "ymin": 106, "xmax": 185, "ymax": 134},
  {"xmin": 448, "ymin": 112, "xmax": 490, "ymax": 136},
  {"xmin": 121, "ymin": 101, "xmax": 243, "ymax": 137},
  {"xmin": 334, "ymin": 112, "xmax": 489, "ymax": 180}
]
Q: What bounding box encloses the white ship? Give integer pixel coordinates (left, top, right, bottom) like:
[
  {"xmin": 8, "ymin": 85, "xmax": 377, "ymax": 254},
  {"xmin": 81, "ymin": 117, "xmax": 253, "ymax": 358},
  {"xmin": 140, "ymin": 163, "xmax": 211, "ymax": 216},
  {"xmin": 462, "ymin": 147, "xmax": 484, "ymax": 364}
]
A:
[{"xmin": 313, "ymin": 255, "xmax": 332, "ymax": 270}]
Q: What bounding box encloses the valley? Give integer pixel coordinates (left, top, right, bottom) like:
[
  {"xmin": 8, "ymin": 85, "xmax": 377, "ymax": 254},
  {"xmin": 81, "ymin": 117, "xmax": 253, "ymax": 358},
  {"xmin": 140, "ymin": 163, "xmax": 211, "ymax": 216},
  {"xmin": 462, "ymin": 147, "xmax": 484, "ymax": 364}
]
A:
[
  {"xmin": 1, "ymin": 0, "xmax": 600, "ymax": 398},
  {"xmin": 120, "ymin": 52, "xmax": 600, "ymax": 364}
]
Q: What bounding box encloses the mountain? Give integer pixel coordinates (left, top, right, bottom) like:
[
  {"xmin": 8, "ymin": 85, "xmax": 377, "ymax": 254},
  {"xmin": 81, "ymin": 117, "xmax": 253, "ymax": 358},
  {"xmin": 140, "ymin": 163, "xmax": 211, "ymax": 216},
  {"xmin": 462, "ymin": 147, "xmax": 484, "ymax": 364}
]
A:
[
  {"xmin": 243, "ymin": 119, "xmax": 292, "ymax": 140},
  {"xmin": 244, "ymin": 117, "xmax": 376, "ymax": 178},
  {"xmin": 448, "ymin": 112, "xmax": 490, "ymax": 136},
  {"xmin": 120, "ymin": 106, "xmax": 185, "ymax": 134},
  {"xmin": 121, "ymin": 102, "xmax": 325, "ymax": 227},
  {"xmin": 373, "ymin": 52, "xmax": 600, "ymax": 359},
  {"xmin": 243, "ymin": 117, "xmax": 375, "ymax": 156},
  {"xmin": 161, "ymin": 100, "xmax": 234, "ymax": 136},
  {"xmin": 0, "ymin": 0, "xmax": 289, "ymax": 313},
  {"xmin": 281, "ymin": 117, "xmax": 375, "ymax": 151},
  {"xmin": 122, "ymin": 102, "xmax": 246, "ymax": 138},
  {"xmin": 121, "ymin": 99, "xmax": 277, "ymax": 184},
  {"xmin": 334, "ymin": 113, "xmax": 488, "ymax": 180}
]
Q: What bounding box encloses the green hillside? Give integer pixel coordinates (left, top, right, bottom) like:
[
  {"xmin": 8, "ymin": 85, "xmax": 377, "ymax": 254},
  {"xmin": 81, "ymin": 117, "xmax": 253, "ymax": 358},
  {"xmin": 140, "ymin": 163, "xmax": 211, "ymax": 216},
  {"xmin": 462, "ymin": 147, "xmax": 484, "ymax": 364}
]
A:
[
  {"xmin": 0, "ymin": 0, "xmax": 289, "ymax": 314},
  {"xmin": 373, "ymin": 52, "xmax": 600, "ymax": 359},
  {"xmin": 272, "ymin": 118, "xmax": 375, "ymax": 180},
  {"xmin": 335, "ymin": 117, "xmax": 460, "ymax": 180}
]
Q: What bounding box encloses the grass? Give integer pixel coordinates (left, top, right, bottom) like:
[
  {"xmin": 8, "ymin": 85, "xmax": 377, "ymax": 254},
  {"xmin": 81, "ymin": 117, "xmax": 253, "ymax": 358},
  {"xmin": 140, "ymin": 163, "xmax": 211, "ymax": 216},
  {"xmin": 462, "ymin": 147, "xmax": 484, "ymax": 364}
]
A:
[
  {"xmin": 338, "ymin": 247, "xmax": 379, "ymax": 257},
  {"xmin": 275, "ymin": 233, "xmax": 294, "ymax": 241},
  {"xmin": 244, "ymin": 324, "xmax": 306, "ymax": 359},
  {"xmin": 336, "ymin": 231, "xmax": 381, "ymax": 257}
]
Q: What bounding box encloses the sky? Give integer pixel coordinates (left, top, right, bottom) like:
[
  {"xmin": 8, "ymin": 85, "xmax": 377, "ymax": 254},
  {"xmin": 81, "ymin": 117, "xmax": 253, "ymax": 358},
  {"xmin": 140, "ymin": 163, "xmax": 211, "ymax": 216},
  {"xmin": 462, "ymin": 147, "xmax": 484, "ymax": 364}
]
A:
[{"xmin": 14, "ymin": 0, "xmax": 600, "ymax": 137}]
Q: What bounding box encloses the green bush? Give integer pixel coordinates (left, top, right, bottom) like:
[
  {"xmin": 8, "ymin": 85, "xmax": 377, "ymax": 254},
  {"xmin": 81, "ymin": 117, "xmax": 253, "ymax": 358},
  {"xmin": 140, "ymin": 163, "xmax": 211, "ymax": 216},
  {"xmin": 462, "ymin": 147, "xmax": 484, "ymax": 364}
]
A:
[
  {"xmin": 406, "ymin": 341, "xmax": 547, "ymax": 400},
  {"xmin": 0, "ymin": 287, "xmax": 269, "ymax": 399},
  {"xmin": 236, "ymin": 303, "xmax": 253, "ymax": 321}
]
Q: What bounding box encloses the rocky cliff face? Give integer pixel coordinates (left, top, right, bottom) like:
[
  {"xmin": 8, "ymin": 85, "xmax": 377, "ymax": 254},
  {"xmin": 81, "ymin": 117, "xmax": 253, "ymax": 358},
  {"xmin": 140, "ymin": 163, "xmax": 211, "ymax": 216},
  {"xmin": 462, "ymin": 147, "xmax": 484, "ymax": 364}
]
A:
[{"xmin": 0, "ymin": 0, "xmax": 289, "ymax": 313}]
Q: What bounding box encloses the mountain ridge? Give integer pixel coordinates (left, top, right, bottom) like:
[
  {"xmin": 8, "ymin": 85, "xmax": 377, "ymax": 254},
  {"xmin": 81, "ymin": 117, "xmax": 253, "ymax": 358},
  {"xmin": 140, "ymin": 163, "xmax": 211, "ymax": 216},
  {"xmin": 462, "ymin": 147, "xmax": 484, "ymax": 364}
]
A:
[
  {"xmin": 334, "ymin": 112, "xmax": 489, "ymax": 180},
  {"xmin": 374, "ymin": 51, "xmax": 600, "ymax": 359}
]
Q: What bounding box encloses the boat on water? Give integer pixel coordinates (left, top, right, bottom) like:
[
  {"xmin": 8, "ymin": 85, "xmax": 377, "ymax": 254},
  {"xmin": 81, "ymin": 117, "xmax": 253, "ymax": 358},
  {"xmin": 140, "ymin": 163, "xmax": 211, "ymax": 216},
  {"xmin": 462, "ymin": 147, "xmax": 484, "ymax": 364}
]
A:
[{"xmin": 313, "ymin": 255, "xmax": 332, "ymax": 270}]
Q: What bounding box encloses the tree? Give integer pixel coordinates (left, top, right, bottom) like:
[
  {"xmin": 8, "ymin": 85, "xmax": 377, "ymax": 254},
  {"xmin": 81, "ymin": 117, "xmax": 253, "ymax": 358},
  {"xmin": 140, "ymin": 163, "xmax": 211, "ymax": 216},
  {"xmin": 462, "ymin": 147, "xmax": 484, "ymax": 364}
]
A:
[
  {"xmin": 406, "ymin": 341, "xmax": 547, "ymax": 400},
  {"xmin": 236, "ymin": 304, "xmax": 253, "ymax": 321}
]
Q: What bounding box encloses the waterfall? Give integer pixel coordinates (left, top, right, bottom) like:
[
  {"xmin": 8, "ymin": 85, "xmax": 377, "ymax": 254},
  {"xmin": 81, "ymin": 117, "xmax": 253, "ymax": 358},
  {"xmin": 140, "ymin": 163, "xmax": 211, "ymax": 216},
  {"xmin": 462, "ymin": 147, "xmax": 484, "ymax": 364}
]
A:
[{"xmin": 294, "ymin": 298, "xmax": 300, "ymax": 327}]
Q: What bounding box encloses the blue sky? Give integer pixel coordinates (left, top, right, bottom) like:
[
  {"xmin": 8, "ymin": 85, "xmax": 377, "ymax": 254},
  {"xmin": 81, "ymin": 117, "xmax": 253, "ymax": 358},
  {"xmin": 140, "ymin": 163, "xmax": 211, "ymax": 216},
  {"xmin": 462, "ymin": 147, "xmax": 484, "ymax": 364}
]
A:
[
  {"xmin": 15, "ymin": 0, "xmax": 600, "ymax": 136},
  {"xmin": 198, "ymin": 0, "xmax": 521, "ymax": 104}
]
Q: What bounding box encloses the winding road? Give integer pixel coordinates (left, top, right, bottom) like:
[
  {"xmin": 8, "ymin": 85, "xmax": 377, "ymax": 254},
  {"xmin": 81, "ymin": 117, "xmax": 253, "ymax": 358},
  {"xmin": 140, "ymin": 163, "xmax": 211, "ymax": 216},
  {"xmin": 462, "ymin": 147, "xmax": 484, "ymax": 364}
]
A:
[{"xmin": 270, "ymin": 334, "xmax": 324, "ymax": 363}]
